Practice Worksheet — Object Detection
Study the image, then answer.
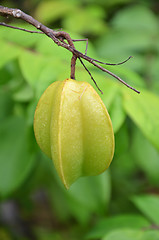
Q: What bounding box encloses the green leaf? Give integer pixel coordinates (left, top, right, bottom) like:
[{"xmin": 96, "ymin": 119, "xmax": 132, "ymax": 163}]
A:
[
  {"xmin": 143, "ymin": 231, "xmax": 159, "ymax": 240},
  {"xmin": 123, "ymin": 89, "xmax": 159, "ymax": 152},
  {"xmin": 0, "ymin": 40, "xmax": 20, "ymax": 69},
  {"xmin": 65, "ymin": 171, "xmax": 111, "ymax": 224},
  {"xmin": 97, "ymin": 31, "xmax": 153, "ymax": 63},
  {"xmin": 35, "ymin": 36, "xmax": 72, "ymax": 60},
  {"xmin": 132, "ymin": 195, "xmax": 159, "ymax": 225},
  {"xmin": 0, "ymin": 89, "xmax": 13, "ymax": 121},
  {"xmin": 13, "ymin": 83, "xmax": 34, "ymax": 102},
  {"xmin": 151, "ymin": 57, "xmax": 159, "ymax": 93},
  {"xmin": 0, "ymin": 66, "xmax": 12, "ymax": 86},
  {"xmin": 102, "ymin": 229, "xmax": 159, "ymax": 240},
  {"xmin": 110, "ymin": 66, "xmax": 146, "ymax": 89},
  {"xmin": 26, "ymin": 101, "xmax": 37, "ymax": 126},
  {"xmin": 111, "ymin": 5, "xmax": 158, "ymax": 34},
  {"xmin": 100, "ymin": 0, "xmax": 134, "ymax": 7},
  {"xmin": 34, "ymin": 62, "xmax": 58, "ymax": 99},
  {"xmin": 19, "ymin": 51, "xmax": 48, "ymax": 87},
  {"xmin": 35, "ymin": 0, "xmax": 76, "ymax": 24},
  {"xmin": 100, "ymin": 80, "xmax": 119, "ymax": 110},
  {"xmin": 0, "ymin": 117, "xmax": 36, "ymax": 197},
  {"xmin": 114, "ymin": 123, "xmax": 129, "ymax": 156},
  {"xmin": 64, "ymin": 5, "xmax": 107, "ymax": 35},
  {"xmin": 109, "ymin": 92, "xmax": 126, "ymax": 133},
  {"xmin": 86, "ymin": 214, "xmax": 150, "ymax": 239},
  {"xmin": 131, "ymin": 128, "xmax": 159, "ymax": 185},
  {"xmin": 0, "ymin": 228, "xmax": 12, "ymax": 240},
  {"xmin": 97, "ymin": 5, "xmax": 158, "ymax": 63},
  {"xmin": 0, "ymin": 23, "xmax": 42, "ymax": 47},
  {"xmin": 48, "ymin": 165, "xmax": 111, "ymax": 224},
  {"xmin": 35, "ymin": 228, "xmax": 65, "ymax": 240}
]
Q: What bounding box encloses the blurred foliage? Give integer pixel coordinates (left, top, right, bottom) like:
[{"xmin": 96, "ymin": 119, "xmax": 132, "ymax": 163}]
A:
[{"xmin": 0, "ymin": 0, "xmax": 159, "ymax": 239}]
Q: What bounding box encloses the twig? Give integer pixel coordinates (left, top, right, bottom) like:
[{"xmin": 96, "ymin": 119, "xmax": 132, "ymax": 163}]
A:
[
  {"xmin": 92, "ymin": 56, "xmax": 133, "ymax": 66},
  {"xmin": 0, "ymin": 22, "xmax": 131, "ymax": 66},
  {"xmin": 72, "ymin": 38, "xmax": 88, "ymax": 55},
  {"xmin": 0, "ymin": 5, "xmax": 140, "ymax": 94},
  {"xmin": 78, "ymin": 57, "xmax": 103, "ymax": 94},
  {"xmin": 0, "ymin": 22, "xmax": 43, "ymax": 33},
  {"xmin": 90, "ymin": 60, "xmax": 140, "ymax": 94}
]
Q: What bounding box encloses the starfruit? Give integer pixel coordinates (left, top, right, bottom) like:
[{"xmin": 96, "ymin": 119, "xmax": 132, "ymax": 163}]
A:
[{"xmin": 34, "ymin": 79, "xmax": 114, "ymax": 189}]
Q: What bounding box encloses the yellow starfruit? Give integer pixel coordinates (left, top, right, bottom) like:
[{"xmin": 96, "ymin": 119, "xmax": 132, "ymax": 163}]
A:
[{"xmin": 34, "ymin": 79, "xmax": 114, "ymax": 189}]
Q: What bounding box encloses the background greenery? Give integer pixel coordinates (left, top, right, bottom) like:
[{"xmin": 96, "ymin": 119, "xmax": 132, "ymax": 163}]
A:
[{"xmin": 0, "ymin": 0, "xmax": 159, "ymax": 239}]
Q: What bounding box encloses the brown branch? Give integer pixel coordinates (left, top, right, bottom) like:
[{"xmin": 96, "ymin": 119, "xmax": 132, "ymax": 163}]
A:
[
  {"xmin": 0, "ymin": 22, "xmax": 43, "ymax": 33},
  {"xmin": 79, "ymin": 57, "xmax": 103, "ymax": 94},
  {"xmin": 0, "ymin": 5, "xmax": 140, "ymax": 94},
  {"xmin": 92, "ymin": 55, "xmax": 133, "ymax": 66},
  {"xmin": 0, "ymin": 22, "xmax": 130, "ymax": 66},
  {"xmin": 90, "ymin": 61, "xmax": 140, "ymax": 94},
  {"xmin": 70, "ymin": 55, "xmax": 77, "ymax": 79},
  {"xmin": 0, "ymin": 22, "xmax": 62, "ymax": 34},
  {"xmin": 72, "ymin": 38, "xmax": 88, "ymax": 55}
]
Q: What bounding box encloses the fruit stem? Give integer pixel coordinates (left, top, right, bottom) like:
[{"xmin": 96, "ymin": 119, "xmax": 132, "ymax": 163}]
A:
[{"xmin": 70, "ymin": 54, "xmax": 77, "ymax": 80}]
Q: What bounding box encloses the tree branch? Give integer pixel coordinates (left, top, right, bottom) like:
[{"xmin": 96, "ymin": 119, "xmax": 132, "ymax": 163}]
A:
[
  {"xmin": 78, "ymin": 57, "xmax": 103, "ymax": 94},
  {"xmin": 70, "ymin": 54, "xmax": 77, "ymax": 79},
  {"xmin": 0, "ymin": 22, "xmax": 43, "ymax": 33},
  {"xmin": 0, "ymin": 5, "xmax": 140, "ymax": 94}
]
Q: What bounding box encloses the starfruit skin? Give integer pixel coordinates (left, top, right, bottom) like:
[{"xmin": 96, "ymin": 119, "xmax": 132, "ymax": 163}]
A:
[{"xmin": 34, "ymin": 79, "xmax": 114, "ymax": 189}]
